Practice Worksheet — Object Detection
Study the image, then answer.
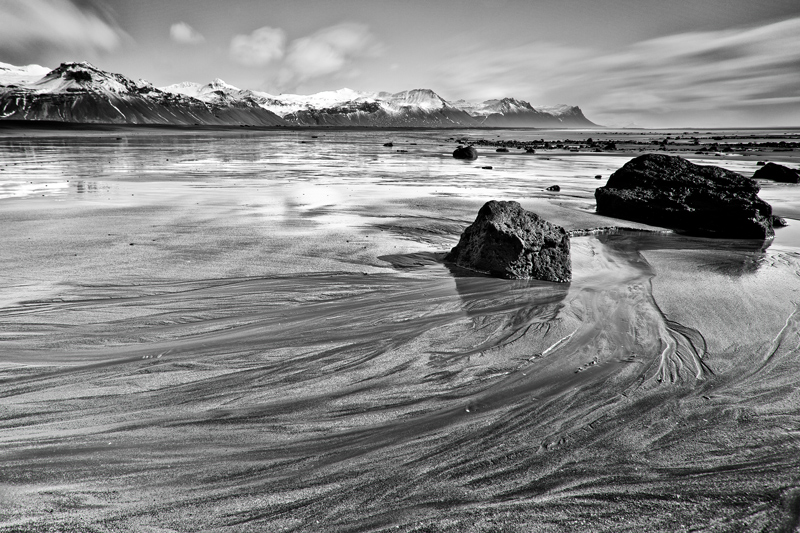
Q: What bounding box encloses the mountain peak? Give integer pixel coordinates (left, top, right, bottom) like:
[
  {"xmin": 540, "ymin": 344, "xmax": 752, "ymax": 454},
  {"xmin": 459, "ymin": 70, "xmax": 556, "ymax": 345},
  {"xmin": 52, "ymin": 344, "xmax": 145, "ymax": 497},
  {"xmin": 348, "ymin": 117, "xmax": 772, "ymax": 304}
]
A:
[
  {"xmin": 30, "ymin": 62, "xmax": 135, "ymax": 94},
  {"xmin": 389, "ymin": 89, "xmax": 446, "ymax": 109},
  {"xmin": 208, "ymin": 78, "xmax": 239, "ymax": 91}
]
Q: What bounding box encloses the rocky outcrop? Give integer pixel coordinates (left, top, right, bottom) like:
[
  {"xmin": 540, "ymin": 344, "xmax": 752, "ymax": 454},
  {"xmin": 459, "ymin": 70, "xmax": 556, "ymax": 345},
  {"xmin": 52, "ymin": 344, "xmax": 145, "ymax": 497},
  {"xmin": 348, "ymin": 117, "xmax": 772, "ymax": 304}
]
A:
[
  {"xmin": 753, "ymin": 162, "xmax": 800, "ymax": 183},
  {"xmin": 595, "ymin": 154, "xmax": 774, "ymax": 239},
  {"xmin": 445, "ymin": 200, "xmax": 571, "ymax": 282},
  {"xmin": 772, "ymin": 215, "xmax": 788, "ymax": 227},
  {"xmin": 453, "ymin": 145, "xmax": 478, "ymax": 160}
]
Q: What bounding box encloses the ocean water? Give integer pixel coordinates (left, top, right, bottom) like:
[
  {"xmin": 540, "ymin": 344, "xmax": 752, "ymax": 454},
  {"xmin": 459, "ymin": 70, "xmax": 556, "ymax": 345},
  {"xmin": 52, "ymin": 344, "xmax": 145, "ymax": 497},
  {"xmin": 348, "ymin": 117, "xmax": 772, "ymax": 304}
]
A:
[{"xmin": 2, "ymin": 127, "xmax": 800, "ymax": 531}]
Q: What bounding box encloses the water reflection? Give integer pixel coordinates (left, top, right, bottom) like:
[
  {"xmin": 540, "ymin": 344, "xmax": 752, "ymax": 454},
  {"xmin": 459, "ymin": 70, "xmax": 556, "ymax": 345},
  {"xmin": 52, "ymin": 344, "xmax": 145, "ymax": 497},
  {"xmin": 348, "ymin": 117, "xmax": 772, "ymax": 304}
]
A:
[
  {"xmin": 598, "ymin": 230, "xmax": 771, "ymax": 277},
  {"xmin": 74, "ymin": 180, "xmax": 109, "ymax": 194}
]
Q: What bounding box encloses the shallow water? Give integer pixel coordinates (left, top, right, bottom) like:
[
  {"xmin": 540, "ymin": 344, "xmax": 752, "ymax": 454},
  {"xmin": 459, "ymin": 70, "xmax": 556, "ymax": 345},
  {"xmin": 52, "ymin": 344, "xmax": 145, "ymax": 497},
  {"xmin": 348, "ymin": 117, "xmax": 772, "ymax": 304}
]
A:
[{"xmin": 1, "ymin": 128, "xmax": 800, "ymax": 531}]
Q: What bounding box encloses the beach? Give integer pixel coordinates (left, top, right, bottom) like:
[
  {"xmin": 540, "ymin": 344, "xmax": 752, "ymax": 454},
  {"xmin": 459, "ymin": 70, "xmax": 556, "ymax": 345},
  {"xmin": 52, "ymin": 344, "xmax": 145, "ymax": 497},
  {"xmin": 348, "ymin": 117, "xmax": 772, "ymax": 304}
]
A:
[{"xmin": 2, "ymin": 126, "xmax": 800, "ymax": 531}]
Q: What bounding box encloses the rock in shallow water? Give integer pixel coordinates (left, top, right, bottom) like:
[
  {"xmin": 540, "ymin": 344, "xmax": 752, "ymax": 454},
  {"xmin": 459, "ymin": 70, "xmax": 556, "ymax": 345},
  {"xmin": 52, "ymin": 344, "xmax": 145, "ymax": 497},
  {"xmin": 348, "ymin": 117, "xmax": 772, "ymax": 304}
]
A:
[
  {"xmin": 595, "ymin": 154, "xmax": 774, "ymax": 239},
  {"xmin": 453, "ymin": 145, "xmax": 478, "ymax": 160},
  {"xmin": 752, "ymin": 162, "xmax": 800, "ymax": 183},
  {"xmin": 445, "ymin": 200, "xmax": 571, "ymax": 282}
]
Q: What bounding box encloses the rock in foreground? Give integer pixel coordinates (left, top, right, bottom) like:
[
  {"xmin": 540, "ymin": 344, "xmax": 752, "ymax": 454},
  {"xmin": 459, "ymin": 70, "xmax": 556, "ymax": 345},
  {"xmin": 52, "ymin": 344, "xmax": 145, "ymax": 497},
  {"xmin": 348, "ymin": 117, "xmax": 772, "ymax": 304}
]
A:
[
  {"xmin": 445, "ymin": 200, "xmax": 571, "ymax": 282},
  {"xmin": 453, "ymin": 145, "xmax": 478, "ymax": 160},
  {"xmin": 595, "ymin": 154, "xmax": 774, "ymax": 239},
  {"xmin": 753, "ymin": 162, "xmax": 800, "ymax": 183}
]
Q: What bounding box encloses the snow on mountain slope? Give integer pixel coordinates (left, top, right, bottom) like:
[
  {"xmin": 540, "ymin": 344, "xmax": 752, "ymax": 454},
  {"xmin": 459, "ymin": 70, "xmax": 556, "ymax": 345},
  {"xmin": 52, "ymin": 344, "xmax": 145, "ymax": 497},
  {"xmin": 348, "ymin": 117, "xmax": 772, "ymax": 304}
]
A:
[
  {"xmin": 451, "ymin": 97, "xmax": 532, "ymax": 115},
  {"xmin": 160, "ymin": 81, "xmax": 204, "ymax": 98},
  {"xmin": 0, "ymin": 62, "xmax": 51, "ymax": 86},
  {"xmin": 254, "ymin": 88, "xmax": 377, "ymax": 116},
  {"xmin": 27, "ymin": 62, "xmax": 139, "ymax": 94},
  {"xmin": 386, "ymin": 89, "xmax": 447, "ymax": 111},
  {"xmin": 451, "ymin": 97, "xmax": 596, "ymax": 127}
]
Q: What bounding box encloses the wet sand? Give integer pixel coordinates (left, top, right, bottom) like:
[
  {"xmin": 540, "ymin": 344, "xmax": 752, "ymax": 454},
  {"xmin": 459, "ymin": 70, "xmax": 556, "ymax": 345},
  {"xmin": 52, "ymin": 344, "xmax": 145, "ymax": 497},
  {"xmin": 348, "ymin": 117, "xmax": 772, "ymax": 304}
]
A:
[{"xmin": 1, "ymin": 127, "xmax": 800, "ymax": 532}]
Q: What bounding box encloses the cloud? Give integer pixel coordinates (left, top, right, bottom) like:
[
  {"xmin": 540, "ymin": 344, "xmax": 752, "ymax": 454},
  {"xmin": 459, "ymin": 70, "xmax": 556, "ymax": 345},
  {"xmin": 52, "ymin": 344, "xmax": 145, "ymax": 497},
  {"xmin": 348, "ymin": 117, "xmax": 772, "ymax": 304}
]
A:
[
  {"xmin": 230, "ymin": 26, "xmax": 286, "ymax": 66},
  {"xmin": 170, "ymin": 22, "xmax": 204, "ymax": 45},
  {"xmin": 0, "ymin": 0, "xmax": 123, "ymax": 60},
  {"xmin": 278, "ymin": 22, "xmax": 382, "ymax": 88},
  {"xmin": 435, "ymin": 16, "xmax": 800, "ymax": 127}
]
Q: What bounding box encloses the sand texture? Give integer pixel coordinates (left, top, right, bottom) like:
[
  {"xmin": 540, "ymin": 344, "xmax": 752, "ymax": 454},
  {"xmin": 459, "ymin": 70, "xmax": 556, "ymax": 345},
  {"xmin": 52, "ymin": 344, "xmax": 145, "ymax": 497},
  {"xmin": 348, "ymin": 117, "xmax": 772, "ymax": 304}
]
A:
[{"xmin": 2, "ymin": 127, "xmax": 800, "ymax": 532}]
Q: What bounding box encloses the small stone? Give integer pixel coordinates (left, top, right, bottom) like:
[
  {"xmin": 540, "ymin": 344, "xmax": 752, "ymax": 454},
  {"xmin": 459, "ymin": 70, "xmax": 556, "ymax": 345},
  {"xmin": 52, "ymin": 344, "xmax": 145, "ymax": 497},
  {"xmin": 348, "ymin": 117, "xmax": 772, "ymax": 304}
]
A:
[{"xmin": 453, "ymin": 145, "xmax": 478, "ymax": 160}]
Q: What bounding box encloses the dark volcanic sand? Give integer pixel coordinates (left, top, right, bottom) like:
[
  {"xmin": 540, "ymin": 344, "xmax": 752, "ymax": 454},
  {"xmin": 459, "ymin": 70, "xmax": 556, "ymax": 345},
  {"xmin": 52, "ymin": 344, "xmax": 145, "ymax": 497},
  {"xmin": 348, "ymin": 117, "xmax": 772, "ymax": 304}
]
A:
[{"xmin": 1, "ymin": 127, "xmax": 800, "ymax": 532}]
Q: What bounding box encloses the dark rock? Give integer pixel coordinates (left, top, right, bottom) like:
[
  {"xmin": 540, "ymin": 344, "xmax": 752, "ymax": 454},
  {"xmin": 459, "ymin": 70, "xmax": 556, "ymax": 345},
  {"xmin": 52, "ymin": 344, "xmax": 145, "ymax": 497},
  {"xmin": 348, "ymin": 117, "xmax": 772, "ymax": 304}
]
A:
[
  {"xmin": 383, "ymin": 142, "xmax": 393, "ymax": 147},
  {"xmin": 481, "ymin": 166, "xmax": 493, "ymax": 170},
  {"xmin": 595, "ymin": 154, "xmax": 774, "ymax": 239},
  {"xmin": 525, "ymin": 148, "xmax": 536, "ymax": 153},
  {"xmin": 453, "ymin": 145, "xmax": 478, "ymax": 160},
  {"xmin": 595, "ymin": 175, "xmax": 602, "ymax": 180},
  {"xmin": 444, "ymin": 200, "xmax": 571, "ymax": 282},
  {"xmin": 772, "ymin": 215, "xmax": 788, "ymax": 227},
  {"xmin": 546, "ymin": 185, "xmax": 560, "ymax": 191},
  {"xmin": 753, "ymin": 162, "xmax": 800, "ymax": 183},
  {"xmin": 396, "ymin": 149, "xmax": 408, "ymax": 153},
  {"xmin": 757, "ymin": 161, "xmax": 765, "ymax": 166},
  {"xmin": 496, "ymin": 147, "xmax": 509, "ymax": 153}
]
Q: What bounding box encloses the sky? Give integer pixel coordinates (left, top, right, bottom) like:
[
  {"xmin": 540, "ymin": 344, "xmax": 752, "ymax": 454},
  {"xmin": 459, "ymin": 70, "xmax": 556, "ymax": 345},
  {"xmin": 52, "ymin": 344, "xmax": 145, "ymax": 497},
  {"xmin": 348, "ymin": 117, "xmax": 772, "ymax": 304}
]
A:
[{"xmin": 1, "ymin": 0, "xmax": 799, "ymax": 127}]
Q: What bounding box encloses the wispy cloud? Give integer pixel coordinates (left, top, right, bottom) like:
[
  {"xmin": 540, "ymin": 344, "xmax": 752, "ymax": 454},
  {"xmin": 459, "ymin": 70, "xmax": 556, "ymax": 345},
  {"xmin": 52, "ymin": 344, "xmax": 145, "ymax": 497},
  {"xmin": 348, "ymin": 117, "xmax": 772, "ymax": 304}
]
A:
[
  {"xmin": 436, "ymin": 16, "xmax": 800, "ymax": 126},
  {"xmin": 170, "ymin": 22, "xmax": 205, "ymax": 45},
  {"xmin": 277, "ymin": 23, "xmax": 382, "ymax": 90},
  {"xmin": 0, "ymin": 0, "xmax": 124, "ymax": 61},
  {"xmin": 229, "ymin": 26, "xmax": 286, "ymax": 66}
]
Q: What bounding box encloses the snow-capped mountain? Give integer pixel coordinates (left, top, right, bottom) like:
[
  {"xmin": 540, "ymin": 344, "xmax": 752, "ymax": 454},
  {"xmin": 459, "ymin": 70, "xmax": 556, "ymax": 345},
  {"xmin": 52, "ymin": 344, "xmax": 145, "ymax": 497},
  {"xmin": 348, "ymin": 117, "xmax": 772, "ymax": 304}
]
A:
[
  {"xmin": 450, "ymin": 97, "xmax": 595, "ymax": 127},
  {"xmin": 0, "ymin": 61, "xmax": 597, "ymax": 128},
  {"xmin": 0, "ymin": 62, "xmax": 286, "ymax": 126},
  {"xmin": 258, "ymin": 88, "xmax": 482, "ymax": 127}
]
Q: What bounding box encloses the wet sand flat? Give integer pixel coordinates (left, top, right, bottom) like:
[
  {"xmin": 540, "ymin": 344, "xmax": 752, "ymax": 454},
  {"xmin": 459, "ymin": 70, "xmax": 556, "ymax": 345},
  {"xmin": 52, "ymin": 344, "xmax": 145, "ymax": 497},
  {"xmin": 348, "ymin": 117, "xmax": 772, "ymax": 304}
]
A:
[{"xmin": 1, "ymin": 127, "xmax": 800, "ymax": 532}]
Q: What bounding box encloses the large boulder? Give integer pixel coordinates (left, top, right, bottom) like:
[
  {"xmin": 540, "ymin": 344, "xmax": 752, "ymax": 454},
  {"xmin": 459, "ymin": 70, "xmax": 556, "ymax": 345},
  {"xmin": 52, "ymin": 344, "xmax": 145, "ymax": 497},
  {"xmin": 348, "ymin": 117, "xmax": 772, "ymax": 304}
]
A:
[
  {"xmin": 753, "ymin": 162, "xmax": 800, "ymax": 183},
  {"xmin": 453, "ymin": 145, "xmax": 478, "ymax": 160},
  {"xmin": 445, "ymin": 200, "xmax": 571, "ymax": 282},
  {"xmin": 595, "ymin": 154, "xmax": 773, "ymax": 239}
]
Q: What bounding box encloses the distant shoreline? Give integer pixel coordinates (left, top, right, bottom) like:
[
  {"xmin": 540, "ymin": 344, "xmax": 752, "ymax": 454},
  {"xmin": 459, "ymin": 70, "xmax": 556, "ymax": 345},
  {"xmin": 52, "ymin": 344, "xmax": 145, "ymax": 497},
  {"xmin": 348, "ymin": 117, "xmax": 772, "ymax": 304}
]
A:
[{"xmin": 1, "ymin": 120, "xmax": 799, "ymax": 133}]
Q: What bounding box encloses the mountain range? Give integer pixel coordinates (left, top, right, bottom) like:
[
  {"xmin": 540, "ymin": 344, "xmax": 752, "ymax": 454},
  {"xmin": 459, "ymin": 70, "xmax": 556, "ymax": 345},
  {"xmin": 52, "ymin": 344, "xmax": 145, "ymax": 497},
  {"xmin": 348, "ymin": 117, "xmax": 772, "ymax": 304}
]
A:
[{"xmin": 0, "ymin": 61, "xmax": 597, "ymax": 128}]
